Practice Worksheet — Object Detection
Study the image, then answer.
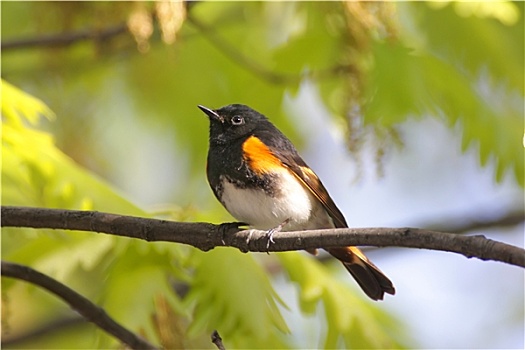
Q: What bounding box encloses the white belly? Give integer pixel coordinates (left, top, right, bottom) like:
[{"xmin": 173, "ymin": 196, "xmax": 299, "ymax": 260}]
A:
[{"xmin": 219, "ymin": 169, "xmax": 318, "ymax": 230}]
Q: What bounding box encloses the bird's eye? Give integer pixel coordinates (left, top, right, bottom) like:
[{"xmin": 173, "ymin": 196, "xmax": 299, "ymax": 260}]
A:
[{"xmin": 231, "ymin": 115, "xmax": 244, "ymax": 125}]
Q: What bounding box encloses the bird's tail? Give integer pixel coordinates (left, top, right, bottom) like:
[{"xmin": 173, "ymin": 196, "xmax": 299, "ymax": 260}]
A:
[{"xmin": 327, "ymin": 246, "xmax": 395, "ymax": 301}]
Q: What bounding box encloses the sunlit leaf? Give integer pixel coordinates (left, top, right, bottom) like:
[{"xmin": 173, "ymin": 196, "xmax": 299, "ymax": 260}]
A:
[
  {"xmin": 0, "ymin": 82, "xmax": 188, "ymax": 348},
  {"xmin": 1, "ymin": 79, "xmax": 56, "ymax": 126}
]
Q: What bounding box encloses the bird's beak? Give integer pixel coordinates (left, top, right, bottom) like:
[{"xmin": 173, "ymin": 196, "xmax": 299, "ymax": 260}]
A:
[{"xmin": 198, "ymin": 105, "xmax": 224, "ymax": 123}]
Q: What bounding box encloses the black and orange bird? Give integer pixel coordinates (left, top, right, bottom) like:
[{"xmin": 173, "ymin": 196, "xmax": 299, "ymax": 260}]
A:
[{"xmin": 199, "ymin": 104, "xmax": 395, "ymax": 301}]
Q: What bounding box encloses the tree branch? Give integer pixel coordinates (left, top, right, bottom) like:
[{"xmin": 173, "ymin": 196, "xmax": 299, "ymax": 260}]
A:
[
  {"xmin": 2, "ymin": 206, "xmax": 524, "ymax": 268},
  {"xmin": 2, "ymin": 12, "xmax": 354, "ymax": 86},
  {"xmin": 1, "ymin": 24, "xmax": 129, "ymax": 51},
  {"xmin": 1, "ymin": 261, "xmax": 159, "ymax": 350}
]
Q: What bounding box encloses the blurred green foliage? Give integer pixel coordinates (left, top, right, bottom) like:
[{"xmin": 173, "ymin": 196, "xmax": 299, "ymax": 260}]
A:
[
  {"xmin": 278, "ymin": 252, "xmax": 406, "ymax": 349},
  {"xmin": 366, "ymin": 2, "xmax": 523, "ymax": 184},
  {"xmin": 2, "ymin": 1, "xmax": 523, "ymax": 349}
]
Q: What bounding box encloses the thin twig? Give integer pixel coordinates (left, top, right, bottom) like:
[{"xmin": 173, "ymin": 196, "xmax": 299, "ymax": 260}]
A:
[
  {"xmin": 211, "ymin": 330, "xmax": 226, "ymax": 350},
  {"xmin": 2, "ymin": 206, "xmax": 524, "ymax": 268},
  {"xmin": 1, "ymin": 261, "xmax": 159, "ymax": 350},
  {"xmin": 422, "ymin": 210, "xmax": 524, "ymax": 234},
  {"xmin": 186, "ymin": 14, "xmax": 356, "ymax": 85},
  {"xmin": 1, "ymin": 316, "xmax": 84, "ymax": 346}
]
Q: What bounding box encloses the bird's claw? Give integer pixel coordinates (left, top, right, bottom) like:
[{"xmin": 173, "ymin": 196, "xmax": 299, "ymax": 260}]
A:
[
  {"xmin": 264, "ymin": 218, "xmax": 290, "ymax": 253},
  {"xmin": 265, "ymin": 229, "xmax": 276, "ymax": 251}
]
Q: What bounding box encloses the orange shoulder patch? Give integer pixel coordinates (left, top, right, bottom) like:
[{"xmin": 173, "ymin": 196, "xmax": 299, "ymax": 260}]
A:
[{"xmin": 242, "ymin": 136, "xmax": 283, "ymax": 174}]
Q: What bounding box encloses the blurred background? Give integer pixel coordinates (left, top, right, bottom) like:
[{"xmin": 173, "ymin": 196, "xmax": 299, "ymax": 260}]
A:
[{"xmin": 2, "ymin": 1, "xmax": 523, "ymax": 349}]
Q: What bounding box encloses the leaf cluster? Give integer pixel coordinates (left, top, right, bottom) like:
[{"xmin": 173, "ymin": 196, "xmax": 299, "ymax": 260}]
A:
[{"xmin": 364, "ymin": 2, "xmax": 523, "ymax": 185}]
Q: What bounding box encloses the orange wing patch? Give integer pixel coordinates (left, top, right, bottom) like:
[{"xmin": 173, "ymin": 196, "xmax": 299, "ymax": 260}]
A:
[
  {"xmin": 242, "ymin": 136, "xmax": 283, "ymax": 174},
  {"xmin": 293, "ymin": 165, "xmax": 348, "ymax": 228}
]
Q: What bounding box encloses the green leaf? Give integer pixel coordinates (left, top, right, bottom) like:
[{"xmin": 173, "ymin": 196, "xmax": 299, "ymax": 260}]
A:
[
  {"xmin": 365, "ymin": 41, "xmax": 523, "ymax": 186},
  {"xmin": 99, "ymin": 242, "xmax": 184, "ymax": 348},
  {"xmin": 1, "ymin": 79, "xmax": 56, "ymax": 126},
  {"xmin": 400, "ymin": 2, "xmax": 524, "ymax": 95},
  {"xmin": 278, "ymin": 252, "xmax": 406, "ymax": 349},
  {"xmin": 184, "ymin": 249, "xmax": 290, "ymax": 348}
]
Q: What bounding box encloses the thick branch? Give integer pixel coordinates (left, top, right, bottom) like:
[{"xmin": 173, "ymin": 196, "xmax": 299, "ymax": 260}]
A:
[
  {"xmin": 2, "ymin": 206, "xmax": 523, "ymax": 268},
  {"xmin": 1, "ymin": 261, "xmax": 159, "ymax": 350}
]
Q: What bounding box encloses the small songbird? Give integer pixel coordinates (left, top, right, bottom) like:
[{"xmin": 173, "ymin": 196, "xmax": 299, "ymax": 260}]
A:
[{"xmin": 199, "ymin": 104, "xmax": 395, "ymax": 301}]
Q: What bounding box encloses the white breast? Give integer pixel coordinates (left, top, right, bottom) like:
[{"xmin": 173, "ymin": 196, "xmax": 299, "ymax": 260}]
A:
[{"xmin": 219, "ymin": 169, "xmax": 316, "ymax": 230}]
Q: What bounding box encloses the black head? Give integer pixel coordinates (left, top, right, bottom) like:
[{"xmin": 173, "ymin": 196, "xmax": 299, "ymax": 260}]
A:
[{"xmin": 198, "ymin": 104, "xmax": 274, "ymax": 144}]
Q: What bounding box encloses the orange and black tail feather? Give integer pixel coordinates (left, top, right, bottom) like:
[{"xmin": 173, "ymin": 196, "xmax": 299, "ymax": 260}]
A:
[{"xmin": 328, "ymin": 246, "xmax": 395, "ymax": 301}]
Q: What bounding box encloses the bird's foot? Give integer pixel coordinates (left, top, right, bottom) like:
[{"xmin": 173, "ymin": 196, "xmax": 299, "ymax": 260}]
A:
[{"xmin": 265, "ymin": 218, "xmax": 290, "ymax": 252}]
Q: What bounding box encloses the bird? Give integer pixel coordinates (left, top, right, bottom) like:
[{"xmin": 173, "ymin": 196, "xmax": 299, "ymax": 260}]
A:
[{"xmin": 198, "ymin": 103, "xmax": 395, "ymax": 301}]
